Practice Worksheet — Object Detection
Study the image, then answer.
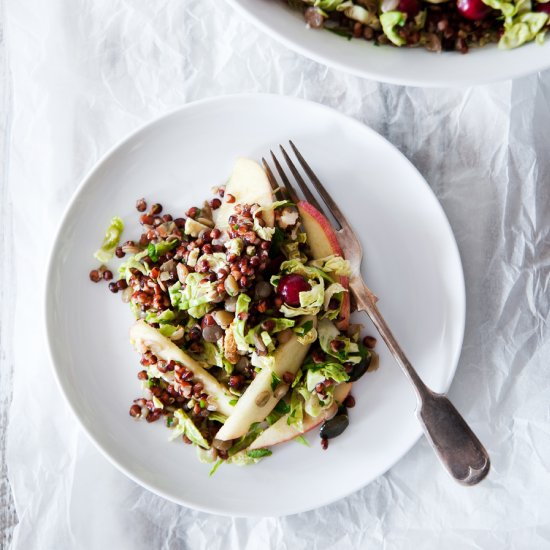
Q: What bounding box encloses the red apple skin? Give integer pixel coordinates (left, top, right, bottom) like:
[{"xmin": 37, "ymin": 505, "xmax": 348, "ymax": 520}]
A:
[{"xmin": 297, "ymin": 201, "xmax": 351, "ymax": 331}]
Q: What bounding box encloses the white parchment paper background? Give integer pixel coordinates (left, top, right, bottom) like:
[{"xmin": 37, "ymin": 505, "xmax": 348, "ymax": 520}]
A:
[{"xmin": 5, "ymin": 1, "xmax": 550, "ymax": 548}]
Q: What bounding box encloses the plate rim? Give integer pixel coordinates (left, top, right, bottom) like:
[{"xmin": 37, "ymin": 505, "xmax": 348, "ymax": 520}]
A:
[
  {"xmin": 225, "ymin": 0, "xmax": 550, "ymax": 87},
  {"xmin": 44, "ymin": 92, "xmax": 466, "ymax": 517}
]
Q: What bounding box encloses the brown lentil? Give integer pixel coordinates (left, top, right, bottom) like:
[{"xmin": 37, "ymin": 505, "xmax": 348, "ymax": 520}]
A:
[
  {"xmin": 282, "ymin": 371, "xmax": 295, "ymax": 385},
  {"xmin": 312, "ymin": 349, "xmax": 325, "ymax": 364},
  {"xmin": 344, "ymin": 395, "xmax": 356, "ymax": 408},
  {"xmin": 363, "ymin": 335, "xmax": 377, "ymax": 349},
  {"xmin": 89, "ymin": 270, "xmax": 101, "ymax": 283},
  {"xmin": 189, "ymin": 206, "xmax": 202, "ymax": 219},
  {"xmin": 330, "ymin": 339, "xmax": 344, "ymax": 353}
]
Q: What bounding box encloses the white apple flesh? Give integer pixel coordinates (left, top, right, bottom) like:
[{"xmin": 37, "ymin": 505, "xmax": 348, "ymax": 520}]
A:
[
  {"xmin": 248, "ymin": 382, "xmax": 352, "ymax": 450},
  {"xmin": 214, "ymin": 316, "xmax": 316, "ymax": 441},
  {"xmin": 130, "ymin": 321, "xmax": 235, "ymax": 417},
  {"xmin": 213, "ymin": 158, "xmax": 275, "ymax": 229}
]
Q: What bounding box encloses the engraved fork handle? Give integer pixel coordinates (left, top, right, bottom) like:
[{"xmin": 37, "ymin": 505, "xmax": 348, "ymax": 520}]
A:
[{"xmin": 350, "ymin": 277, "xmax": 490, "ymax": 486}]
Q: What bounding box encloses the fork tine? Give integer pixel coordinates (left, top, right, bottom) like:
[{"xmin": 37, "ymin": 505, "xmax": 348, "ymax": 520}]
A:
[
  {"xmin": 279, "ymin": 145, "xmax": 326, "ymax": 215},
  {"xmin": 270, "ymin": 150, "xmax": 299, "ymax": 203},
  {"xmin": 262, "ymin": 157, "xmax": 282, "ymax": 199},
  {"xmin": 289, "ymin": 140, "xmax": 348, "ymax": 228}
]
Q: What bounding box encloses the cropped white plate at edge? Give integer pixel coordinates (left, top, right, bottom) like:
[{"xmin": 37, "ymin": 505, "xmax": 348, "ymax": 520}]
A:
[
  {"xmin": 226, "ymin": 0, "xmax": 550, "ymax": 87},
  {"xmin": 45, "ymin": 94, "xmax": 465, "ymax": 517}
]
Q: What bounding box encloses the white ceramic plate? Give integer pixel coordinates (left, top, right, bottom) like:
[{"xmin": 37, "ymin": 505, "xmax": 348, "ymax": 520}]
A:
[
  {"xmin": 226, "ymin": 0, "xmax": 550, "ymax": 87},
  {"xmin": 46, "ymin": 94, "xmax": 465, "ymax": 517}
]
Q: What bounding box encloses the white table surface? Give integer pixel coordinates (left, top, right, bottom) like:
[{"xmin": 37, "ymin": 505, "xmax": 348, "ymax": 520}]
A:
[{"xmin": 2, "ymin": 1, "xmax": 550, "ymax": 549}]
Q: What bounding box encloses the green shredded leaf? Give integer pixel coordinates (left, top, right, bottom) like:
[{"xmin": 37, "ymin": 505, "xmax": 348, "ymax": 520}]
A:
[
  {"xmin": 225, "ymin": 238, "xmax": 243, "ymax": 257},
  {"xmin": 145, "ymin": 309, "xmax": 176, "ymax": 325},
  {"xmin": 295, "ymin": 435, "xmax": 311, "ymax": 447},
  {"xmin": 287, "ymin": 390, "xmax": 304, "ymax": 431},
  {"xmin": 267, "ymin": 398, "xmax": 291, "ymax": 425},
  {"xmin": 326, "ymin": 27, "xmax": 353, "ymax": 39},
  {"xmin": 306, "ymin": 362, "xmax": 349, "ymax": 391},
  {"xmin": 246, "ymin": 449, "xmax": 272, "ymax": 459},
  {"xmin": 309, "ymin": 255, "xmax": 351, "ymax": 276},
  {"xmin": 499, "ymin": 11, "xmax": 548, "ymax": 48},
  {"xmin": 169, "ymin": 273, "xmax": 217, "ymax": 318},
  {"xmin": 271, "ymin": 371, "xmax": 281, "ymax": 392},
  {"xmin": 294, "ymin": 320, "xmax": 319, "ymax": 345},
  {"xmin": 94, "ymin": 216, "xmax": 124, "ymax": 263},
  {"xmin": 228, "ymin": 422, "xmax": 263, "ymax": 456},
  {"xmin": 380, "ymin": 11, "xmax": 407, "ymax": 46},
  {"xmin": 158, "ymin": 324, "xmax": 178, "ymax": 338},
  {"xmin": 209, "ymin": 459, "xmax": 223, "ymax": 477},
  {"xmin": 274, "ymin": 400, "xmax": 291, "ymax": 415},
  {"xmin": 233, "ymin": 294, "xmax": 252, "ymax": 352},
  {"xmin": 196, "ymin": 447, "xmax": 216, "ymax": 464},
  {"xmin": 314, "ymin": 0, "xmax": 347, "ymax": 10},
  {"xmin": 118, "ymin": 256, "xmax": 148, "ymax": 283},
  {"xmin": 208, "ymin": 412, "xmax": 227, "ymax": 424},
  {"xmin": 229, "ymin": 398, "xmax": 238, "ymax": 406},
  {"xmin": 294, "ymin": 320, "xmax": 314, "ymax": 337},
  {"xmin": 147, "ymin": 242, "xmax": 158, "ymax": 263},
  {"xmin": 170, "ymin": 409, "xmax": 209, "ymax": 449}
]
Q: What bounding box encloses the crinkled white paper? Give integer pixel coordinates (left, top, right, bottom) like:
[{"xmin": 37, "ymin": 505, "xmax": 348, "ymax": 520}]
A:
[{"xmin": 5, "ymin": 1, "xmax": 550, "ymax": 548}]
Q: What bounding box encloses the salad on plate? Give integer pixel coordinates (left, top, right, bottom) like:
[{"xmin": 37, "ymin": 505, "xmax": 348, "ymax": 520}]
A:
[
  {"xmin": 89, "ymin": 158, "xmax": 377, "ymax": 473},
  {"xmin": 288, "ymin": 0, "xmax": 550, "ymax": 53}
]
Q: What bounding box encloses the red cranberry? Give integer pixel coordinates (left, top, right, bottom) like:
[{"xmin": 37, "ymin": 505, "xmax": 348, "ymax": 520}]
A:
[
  {"xmin": 277, "ymin": 274, "xmax": 311, "ymax": 307},
  {"xmin": 457, "ymin": 0, "xmax": 491, "ymax": 20},
  {"xmin": 398, "ymin": 0, "xmax": 420, "ymax": 17},
  {"xmin": 536, "ymin": 2, "xmax": 550, "ymax": 14}
]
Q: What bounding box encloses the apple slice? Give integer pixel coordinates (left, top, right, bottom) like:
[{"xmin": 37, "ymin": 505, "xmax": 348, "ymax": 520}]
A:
[
  {"xmin": 130, "ymin": 320, "xmax": 235, "ymax": 417},
  {"xmin": 214, "ymin": 316, "xmax": 316, "ymax": 441},
  {"xmin": 297, "ymin": 201, "xmax": 350, "ymax": 331},
  {"xmin": 249, "ymin": 404, "xmax": 337, "ymax": 450},
  {"xmin": 248, "ymin": 382, "xmax": 352, "ymax": 450},
  {"xmin": 213, "ymin": 158, "xmax": 275, "ymax": 229}
]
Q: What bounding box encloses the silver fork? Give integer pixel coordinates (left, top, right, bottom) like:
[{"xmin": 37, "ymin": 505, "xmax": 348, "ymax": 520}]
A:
[{"xmin": 263, "ymin": 141, "xmax": 490, "ymax": 486}]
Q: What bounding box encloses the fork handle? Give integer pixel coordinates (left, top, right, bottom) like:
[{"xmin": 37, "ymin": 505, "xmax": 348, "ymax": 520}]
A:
[{"xmin": 349, "ymin": 277, "xmax": 490, "ymax": 486}]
